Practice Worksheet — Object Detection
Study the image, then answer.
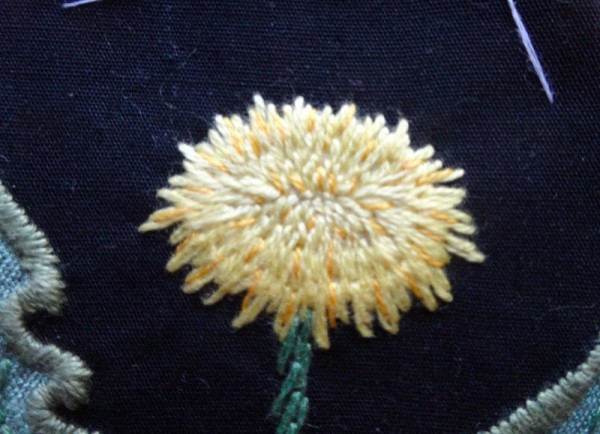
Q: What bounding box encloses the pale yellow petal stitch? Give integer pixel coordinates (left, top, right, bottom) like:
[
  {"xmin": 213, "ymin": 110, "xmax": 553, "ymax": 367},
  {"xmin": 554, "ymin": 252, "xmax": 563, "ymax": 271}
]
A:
[{"xmin": 140, "ymin": 95, "xmax": 484, "ymax": 349}]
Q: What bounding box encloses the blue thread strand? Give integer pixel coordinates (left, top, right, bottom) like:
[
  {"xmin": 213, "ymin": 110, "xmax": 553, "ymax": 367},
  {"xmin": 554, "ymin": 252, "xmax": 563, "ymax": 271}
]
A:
[
  {"xmin": 272, "ymin": 312, "xmax": 313, "ymax": 434},
  {"xmin": 507, "ymin": 0, "xmax": 554, "ymax": 102},
  {"xmin": 62, "ymin": 0, "xmax": 102, "ymax": 9}
]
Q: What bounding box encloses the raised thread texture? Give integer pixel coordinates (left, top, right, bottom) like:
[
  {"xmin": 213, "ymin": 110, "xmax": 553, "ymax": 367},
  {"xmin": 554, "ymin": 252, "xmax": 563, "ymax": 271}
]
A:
[
  {"xmin": 271, "ymin": 312, "xmax": 312, "ymax": 434},
  {"xmin": 140, "ymin": 95, "xmax": 484, "ymax": 348},
  {"xmin": 483, "ymin": 338, "xmax": 600, "ymax": 433},
  {"xmin": 0, "ymin": 182, "xmax": 96, "ymax": 434}
]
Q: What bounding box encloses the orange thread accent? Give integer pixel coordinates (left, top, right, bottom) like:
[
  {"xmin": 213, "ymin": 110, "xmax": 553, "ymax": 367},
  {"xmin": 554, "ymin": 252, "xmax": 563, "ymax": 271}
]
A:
[
  {"xmin": 184, "ymin": 185, "xmax": 213, "ymax": 194},
  {"xmin": 250, "ymin": 194, "xmax": 265, "ymax": 205},
  {"xmin": 327, "ymin": 245, "xmax": 335, "ymax": 278},
  {"xmin": 322, "ymin": 139, "xmax": 330, "ymax": 152},
  {"xmin": 383, "ymin": 160, "xmax": 427, "ymax": 187},
  {"xmin": 245, "ymin": 240, "xmax": 265, "ymax": 262},
  {"xmin": 154, "ymin": 207, "xmax": 193, "ymax": 223},
  {"xmin": 231, "ymin": 218, "xmax": 256, "ymax": 229},
  {"xmin": 328, "ymin": 172, "xmax": 336, "ymax": 193},
  {"xmin": 270, "ymin": 172, "xmax": 285, "ymax": 194},
  {"xmin": 307, "ymin": 109, "xmax": 316, "ymax": 132},
  {"xmin": 241, "ymin": 270, "xmax": 261, "ymax": 310},
  {"xmin": 175, "ymin": 232, "xmax": 197, "ymax": 254},
  {"xmin": 349, "ymin": 174, "xmax": 359, "ymax": 194},
  {"xmin": 362, "ymin": 202, "xmax": 393, "ymax": 212},
  {"xmin": 416, "ymin": 226, "xmax": 445, "ymax": 243},
  {"xmin": 255, "ymin": 112, "xmax": 268, "ymax": 134},
  {"xmin": 316, "ymin": 166, "xmax": 325, "ymax": 190},
  {"xmin": 411, "ymin": 242, "xmax": 447, "ymax": 268},
  {"xmin": 293, "ymin": 247, "xmax": 301, "ymax": 278},
  {"xmin": 185, "ymin": 258, "xmax": 222, "ymax": 285},
  {"xmin": 327, "ymin": 282, "xmax": 337, "ymax": 328},
  {"xmin": 422, "ymin": 254, "xmax": 446, "ymax": 268},
  {"xmin": 338, "ymin": 104, "xmax": 356, "ymax": 135},
  {"xmin": 307, "ymin": 217, "xmax": 316, "ymax": 232},
  {"xmin": 360, "ymin": 140, "xmax": 375, "ymax": 162},
  {"xmin": 399, "ymin": 159, "xmax": 424, "ymax": 170},
  {"xmin": 274, "ymin": 113, "xmax": 286, "ymax": 141},
  {"xmin": 289, "ymin": 174, "xmax": 307, "ymax": 192},
  {"xmin": 333, "ymin": 225, "xmax": 348, "ymax": 239},
  {"xmin": 280, "ymin": 208, "xmax": 291, "ymax": 223},
  {"xmin": 382, "ymin": 176, "xmax": 409, "ymax": 187},
  {"xmin": 198, "ymin": 151, "xmax": 229, "ymax": 173},
  {"xmin": 224, "ymin": 118, "xmax": 244, "ymax": 156},
  {"xmin": 369, "ymin": 219, "xmax": 388, "ymax": 235},
  {"xmin": 373, "ymin": 279, "xmax": 389, "ymax": 319},
  {"xmin": 430, "ymin": 210, "xmax": 459, "ymax": 224},
  {"xmin": 416, "ymin": 168, "xmax": 455, "ymax": 186},
  {"xmin": 400, "ymin": 268, "xmax": 423, "ymax": 299},
  {"xmin": 249, "ymin": 132, "xmax": 261, "ymax": 157}
]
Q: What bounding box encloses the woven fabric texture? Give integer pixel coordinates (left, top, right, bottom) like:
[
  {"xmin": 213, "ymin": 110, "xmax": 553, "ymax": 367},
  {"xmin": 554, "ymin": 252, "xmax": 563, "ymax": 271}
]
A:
[
  {"xmin": 553, "ymin": 380, "xmax": 600, "ymax": 434},
  {"xmin": 0, "ymin": 1, "xmax": 599, "ymax": 433},
  {"xmin": 0, "ymin": 239, "xmax": 42, "ymax": 434}
]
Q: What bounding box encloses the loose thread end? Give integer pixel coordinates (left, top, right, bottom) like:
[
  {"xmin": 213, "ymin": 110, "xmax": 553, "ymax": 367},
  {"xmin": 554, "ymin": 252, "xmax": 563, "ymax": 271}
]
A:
[
  {"xmin": 62, "ymin": 0, "xmax": 102, "ymax": 9},
  {"xmin": 507, "ymin": 0, "xmax": 555, "ymax": 103}
]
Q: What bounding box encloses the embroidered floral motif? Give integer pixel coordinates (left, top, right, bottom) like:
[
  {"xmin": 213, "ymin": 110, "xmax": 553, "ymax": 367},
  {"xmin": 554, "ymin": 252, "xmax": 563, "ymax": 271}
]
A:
[{"xmin": 140, "ymin": 95, "xmax": 484, "ymax": 348}]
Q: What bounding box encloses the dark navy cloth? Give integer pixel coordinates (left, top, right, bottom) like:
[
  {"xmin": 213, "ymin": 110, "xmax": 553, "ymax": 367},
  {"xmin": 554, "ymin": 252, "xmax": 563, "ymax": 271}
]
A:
[{"xmin": 1, "ymin": 1, "xmax": 599, "ymax": 433}]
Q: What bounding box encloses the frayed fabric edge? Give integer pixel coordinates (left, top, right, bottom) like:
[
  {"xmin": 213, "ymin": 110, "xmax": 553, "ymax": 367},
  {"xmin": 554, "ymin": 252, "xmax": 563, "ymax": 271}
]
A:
[
  {"xmin": 482, "ymin": 335, "xmax": 600, "ymax": 434},
  {"xmin": 0, "ymin": 181, "xmax": 97, "ymax": 434}
]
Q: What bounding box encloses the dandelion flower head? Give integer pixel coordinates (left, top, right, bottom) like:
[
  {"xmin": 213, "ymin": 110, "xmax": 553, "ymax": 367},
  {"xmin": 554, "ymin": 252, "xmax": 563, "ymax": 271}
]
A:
[{"xmin": 140, "ymin": 95, "xmax": 484, "ymax": 349}]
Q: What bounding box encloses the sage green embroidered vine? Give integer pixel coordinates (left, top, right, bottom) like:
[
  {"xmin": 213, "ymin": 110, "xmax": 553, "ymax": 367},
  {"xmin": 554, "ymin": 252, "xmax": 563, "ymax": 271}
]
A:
[
  {"xmin": 271, "ymin": 312, "xmax": 313, "ymax": 434},
  {"xmin": 0, "ymin": 359, "xmax": 12, "ymax": 434}
]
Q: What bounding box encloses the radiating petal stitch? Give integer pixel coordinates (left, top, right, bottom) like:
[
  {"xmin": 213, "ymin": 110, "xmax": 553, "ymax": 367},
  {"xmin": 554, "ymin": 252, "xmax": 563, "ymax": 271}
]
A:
[{"xmin": 140, "ymin": 95, "xmax": 484, "ymax": 349}]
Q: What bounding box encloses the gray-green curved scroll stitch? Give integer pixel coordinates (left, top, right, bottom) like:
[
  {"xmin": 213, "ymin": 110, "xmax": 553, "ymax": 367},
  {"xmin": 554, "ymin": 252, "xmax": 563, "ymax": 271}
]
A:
[
  {"xmin": 0, "ymin": 182, "xmax": 96, "ymax": 434},
  {"xmin": 483, "ymin": 336, "xmax": 600, "ymax": 434}
]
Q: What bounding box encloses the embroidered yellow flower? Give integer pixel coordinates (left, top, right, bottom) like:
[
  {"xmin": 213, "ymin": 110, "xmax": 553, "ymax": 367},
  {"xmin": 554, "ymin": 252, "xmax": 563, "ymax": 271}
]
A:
[{"xmin": 140, "ymin": 95, "xmax": 484, "ymax": 349}]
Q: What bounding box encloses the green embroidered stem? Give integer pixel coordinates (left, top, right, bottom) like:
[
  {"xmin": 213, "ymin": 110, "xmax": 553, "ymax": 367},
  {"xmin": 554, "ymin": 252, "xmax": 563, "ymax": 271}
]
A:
[
  {"xmin": 0, "ymin": 359, "xmax": 12, "ymax": 434},
  {"xmin": 271, "ymin": 312, "xmax": 313, "ymax": 434}
]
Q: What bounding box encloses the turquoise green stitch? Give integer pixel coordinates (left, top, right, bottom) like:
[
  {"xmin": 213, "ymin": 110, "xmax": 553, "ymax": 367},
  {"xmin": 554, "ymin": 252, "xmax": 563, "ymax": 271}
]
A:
[
  {"xmin": 272, "ymin": 312, "xmax": 313, "ymax": 434},
  {"xmin": 589, "ymin": 409, "xmax": 600, "ymax": 433},
  {"xmin": 0, "ymin": 359, "xmax": 12, "ymax": 434}
]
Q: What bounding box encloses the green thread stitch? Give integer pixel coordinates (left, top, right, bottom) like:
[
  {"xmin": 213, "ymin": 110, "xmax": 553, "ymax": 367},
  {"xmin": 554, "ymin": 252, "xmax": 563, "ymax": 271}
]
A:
[
  {"xmin": 589, "ymin": 409, "xmax": 600, "ymax": 433},
  {"xmin": 0, "ymin": 359, "xmax": 12, "ymax": 434},
  {"xmin": 272, "ymin": 312, "xmax": 313, "ymax": 434}
]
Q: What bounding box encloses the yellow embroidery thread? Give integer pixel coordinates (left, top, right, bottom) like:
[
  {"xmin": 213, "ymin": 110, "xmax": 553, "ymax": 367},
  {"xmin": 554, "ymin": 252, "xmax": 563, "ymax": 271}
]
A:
[{"xmin": 139, "ymin": 95, "xmax": 484, "ymax": 349}]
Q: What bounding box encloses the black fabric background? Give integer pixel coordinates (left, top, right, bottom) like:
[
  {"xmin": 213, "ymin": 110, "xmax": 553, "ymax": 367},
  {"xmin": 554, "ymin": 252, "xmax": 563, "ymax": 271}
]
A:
[{"xmin": 1, "ymin": 1, "xmax": 599, "ymax": 433}]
